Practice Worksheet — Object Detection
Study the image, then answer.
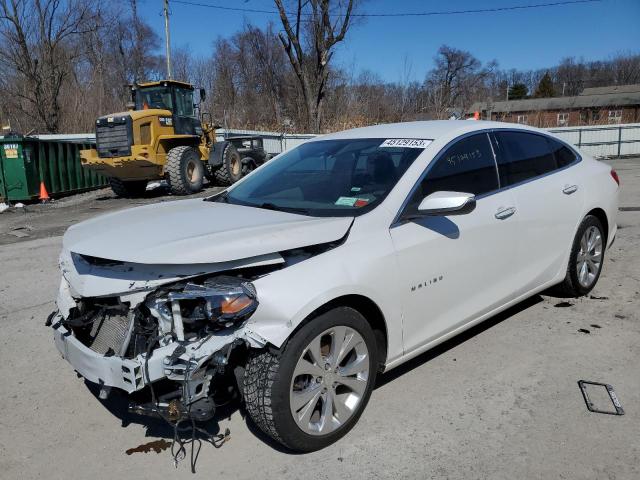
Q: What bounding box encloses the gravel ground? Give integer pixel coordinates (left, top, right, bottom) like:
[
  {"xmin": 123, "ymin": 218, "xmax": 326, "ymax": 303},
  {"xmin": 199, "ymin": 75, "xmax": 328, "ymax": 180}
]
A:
[{"xmin": 0, "ymin": 158, "xmax": 639, "ymax": 479}]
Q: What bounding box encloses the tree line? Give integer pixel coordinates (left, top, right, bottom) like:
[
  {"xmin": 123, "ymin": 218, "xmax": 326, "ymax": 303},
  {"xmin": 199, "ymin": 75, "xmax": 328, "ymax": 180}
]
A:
[{"xmin": 1, "ymin": 0, "xmax": 639, "ymax": 134}]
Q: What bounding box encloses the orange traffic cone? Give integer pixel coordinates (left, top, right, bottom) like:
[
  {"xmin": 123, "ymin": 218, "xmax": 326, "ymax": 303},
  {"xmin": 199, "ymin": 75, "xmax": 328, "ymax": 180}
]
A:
[{"xmin": 39, "ymin": 181, "xmax": 50, "ymax": 202}]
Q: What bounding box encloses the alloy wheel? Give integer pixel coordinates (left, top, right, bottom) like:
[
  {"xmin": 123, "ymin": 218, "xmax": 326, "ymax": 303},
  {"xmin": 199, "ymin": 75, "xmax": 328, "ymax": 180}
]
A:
[
  {"xmin": 289, "ymin": 326, "xmax": 370, "ymax": 436},
  {"xmin": 576, "ymin": 225, "xmax": 603, "ymax": 288}
]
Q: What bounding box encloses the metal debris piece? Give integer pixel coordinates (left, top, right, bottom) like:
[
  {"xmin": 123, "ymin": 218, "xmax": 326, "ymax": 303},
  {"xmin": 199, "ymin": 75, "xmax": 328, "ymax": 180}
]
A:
[{"xmin": 578, "ymin": 380, "xmax": 624, "ymax": 415}]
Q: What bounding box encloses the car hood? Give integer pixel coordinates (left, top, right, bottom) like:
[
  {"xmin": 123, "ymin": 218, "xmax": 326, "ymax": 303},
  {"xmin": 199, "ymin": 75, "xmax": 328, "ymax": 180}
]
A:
[{"xmin": 63, "ymin": 198, "xmax": 353, "ymax": 265}]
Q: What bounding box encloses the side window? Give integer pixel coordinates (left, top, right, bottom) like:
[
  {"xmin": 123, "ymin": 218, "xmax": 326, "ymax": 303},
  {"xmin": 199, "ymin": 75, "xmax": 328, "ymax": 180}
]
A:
[
  {"xmin": 548, "ymin": 137, "xmax": 578, "ymax": 168},
  {"xmin": 494, "ymin": 131, "xmax": 556, "ymax": 186},
  {"xmin": 405, "ymin": 133, "xmax": 498, "ymax": 212}
]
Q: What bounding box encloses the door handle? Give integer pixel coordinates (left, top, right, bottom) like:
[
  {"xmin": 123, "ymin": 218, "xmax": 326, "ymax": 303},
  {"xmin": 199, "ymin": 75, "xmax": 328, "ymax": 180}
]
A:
[
  {"xmin": 563, "ymin": 184, "xmax": 578, "ymax": 195},
  {"xmin": 495, "ymin": 206, "xmax": 516, "ymax": 220}
]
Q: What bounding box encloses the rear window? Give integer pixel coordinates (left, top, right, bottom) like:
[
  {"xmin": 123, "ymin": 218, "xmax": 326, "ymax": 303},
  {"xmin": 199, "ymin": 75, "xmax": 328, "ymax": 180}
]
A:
[
  {"xmin": 548, "ymin": 137, "xmax": 578, "ymax": 168},
  {"xmin": 494, "ymin": 131, "xmax": 557, "ymax": 186}
]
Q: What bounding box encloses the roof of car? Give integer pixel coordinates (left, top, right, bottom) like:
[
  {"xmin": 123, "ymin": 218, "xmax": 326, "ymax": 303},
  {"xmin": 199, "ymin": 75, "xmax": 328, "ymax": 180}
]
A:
[{"xmin": 312, "ymin": 120, "xmax": 536, "ymax": 142}]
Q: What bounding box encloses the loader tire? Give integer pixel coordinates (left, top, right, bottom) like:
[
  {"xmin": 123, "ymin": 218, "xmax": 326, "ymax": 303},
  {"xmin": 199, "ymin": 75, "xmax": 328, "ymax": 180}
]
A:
[
  {"xmin": 166, "ymin": 146, "xmax": 204, "ymax": 195},
  {"xmin": 213, "ymin": 143, "xmax": 243, "ymax": 186},
  {"xmin": 109, "ymin": 178, "xmax": 147, "ymax": 198}
]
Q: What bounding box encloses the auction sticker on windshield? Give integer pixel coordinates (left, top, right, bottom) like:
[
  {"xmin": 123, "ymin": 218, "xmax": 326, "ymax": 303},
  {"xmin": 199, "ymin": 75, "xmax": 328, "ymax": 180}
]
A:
[{"xmin": 379, "ymin": 139, "xmax": 432, "ymax": 148}]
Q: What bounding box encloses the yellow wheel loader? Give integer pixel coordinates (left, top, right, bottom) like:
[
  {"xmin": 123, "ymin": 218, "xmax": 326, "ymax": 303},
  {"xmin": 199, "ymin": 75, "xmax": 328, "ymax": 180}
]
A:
[{"xmin": 80, "ymin": 80, "xmax": 245, "ymax": 197}]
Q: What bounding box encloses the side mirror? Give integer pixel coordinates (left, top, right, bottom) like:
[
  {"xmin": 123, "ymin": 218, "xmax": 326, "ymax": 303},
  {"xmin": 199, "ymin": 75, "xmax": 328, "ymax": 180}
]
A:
[
  {"xmin": 199, "ymin": 88, "xmax": 206, "ymax": 102},
  {"xmin": 417, "ymin": 191, "xmax": 476, "ymax": 216}
]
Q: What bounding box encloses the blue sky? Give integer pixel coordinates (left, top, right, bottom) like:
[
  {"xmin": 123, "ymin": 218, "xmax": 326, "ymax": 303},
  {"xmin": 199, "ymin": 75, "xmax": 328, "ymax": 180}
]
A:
[{"xmin": 137, "ymin": 0, "xmax": 640, "ymax": 83}]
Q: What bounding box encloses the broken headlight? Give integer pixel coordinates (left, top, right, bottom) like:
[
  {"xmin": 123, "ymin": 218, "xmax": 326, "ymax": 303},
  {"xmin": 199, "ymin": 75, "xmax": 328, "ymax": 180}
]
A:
[{"xmin": 168, "ymin": 276, "xmax": 258, "ymax": 328}]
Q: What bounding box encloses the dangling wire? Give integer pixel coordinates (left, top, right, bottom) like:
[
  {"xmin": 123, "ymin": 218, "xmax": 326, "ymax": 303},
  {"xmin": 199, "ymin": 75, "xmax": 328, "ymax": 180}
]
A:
[{"xmin": 143, "ymin": 333, "xmax": 230, "ymax": 473}]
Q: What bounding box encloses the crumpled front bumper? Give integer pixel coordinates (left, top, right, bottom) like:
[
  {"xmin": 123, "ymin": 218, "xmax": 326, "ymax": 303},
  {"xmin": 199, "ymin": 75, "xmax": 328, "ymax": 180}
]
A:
[
  {"xmin": 53, "ymin": 321, "xmax": 144, "ymax": 393},
  {"xmin": 51, "ymin": 313, "xmax": 244, "ymax": 394}
]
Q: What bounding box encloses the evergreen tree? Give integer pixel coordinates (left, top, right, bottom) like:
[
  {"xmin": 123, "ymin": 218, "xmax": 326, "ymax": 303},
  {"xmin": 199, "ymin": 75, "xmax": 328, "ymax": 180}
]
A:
[
  {"xmin": 534, "ymin": 72, "xmax": 556, "ymax": 98},
  {"xmin": 508, "ymin": 83, "xmax": 528, "ymax": 99}
]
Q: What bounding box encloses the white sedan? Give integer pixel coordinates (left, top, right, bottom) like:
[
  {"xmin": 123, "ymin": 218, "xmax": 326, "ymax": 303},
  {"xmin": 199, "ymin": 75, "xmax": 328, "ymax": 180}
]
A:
[{"xmin": 50, "ymin": 121, "xmax": 619, "ymax": 452}]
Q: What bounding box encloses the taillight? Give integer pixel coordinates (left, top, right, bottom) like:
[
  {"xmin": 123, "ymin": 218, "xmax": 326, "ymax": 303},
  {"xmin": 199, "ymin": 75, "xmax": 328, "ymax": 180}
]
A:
[{"xmin": 610, "ymin": 168, "xmax": 620, "ymax": 186}]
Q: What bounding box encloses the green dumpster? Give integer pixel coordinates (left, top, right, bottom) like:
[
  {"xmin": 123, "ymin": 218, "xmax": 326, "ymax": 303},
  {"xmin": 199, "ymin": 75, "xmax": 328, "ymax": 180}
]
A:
[{"xmin": 0, "ymin": 135, "xmax": 108, "ymax": 202}]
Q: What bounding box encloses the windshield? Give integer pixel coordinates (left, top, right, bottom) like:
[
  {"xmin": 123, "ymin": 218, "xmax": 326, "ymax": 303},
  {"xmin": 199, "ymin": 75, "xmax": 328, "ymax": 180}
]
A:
[
  {"xmin": 216, "ymin": 138, "xmax": 428, "ymax": 217},
  {"xmin": 135, "ymin": 87, "xmax": 173, "ymax": 111}
]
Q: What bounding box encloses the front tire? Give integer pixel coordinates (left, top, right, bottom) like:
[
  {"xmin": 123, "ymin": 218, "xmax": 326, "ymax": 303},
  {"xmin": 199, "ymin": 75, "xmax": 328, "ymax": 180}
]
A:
[
  {"xmin": 243, "ymin": 307, "xmax": 377, "ymax": 452},
  {"xmin": 166, "ymin": 146, "xmax": 204, "ymax": 195},
  {"xmin": 554, "ymin": 214, "xmax": 605, "ymax": 297}
]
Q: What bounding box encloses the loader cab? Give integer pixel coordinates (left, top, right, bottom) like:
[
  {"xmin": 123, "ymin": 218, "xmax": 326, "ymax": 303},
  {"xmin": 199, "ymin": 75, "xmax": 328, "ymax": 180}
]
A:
[{"xmin": 132, "ymin": 81, "xmax": 201, "ymax": 136}]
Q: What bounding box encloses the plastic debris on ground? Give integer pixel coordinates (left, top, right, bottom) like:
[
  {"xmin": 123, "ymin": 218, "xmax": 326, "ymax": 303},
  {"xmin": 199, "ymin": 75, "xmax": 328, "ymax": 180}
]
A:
[
  {"xmin": 0, "ymin": 203, "xmax": 8, "ymax": 213},
  {"xmin": 8, "ymin": 225, "xmax": 34, "ymax": 238}
]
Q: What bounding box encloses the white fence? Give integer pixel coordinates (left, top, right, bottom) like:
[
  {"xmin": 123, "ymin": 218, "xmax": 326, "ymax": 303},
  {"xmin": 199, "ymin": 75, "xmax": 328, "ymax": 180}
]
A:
[
  {"xmin": 220, "ymin": 124, "xmax": 640, "ymax": 159},
  {"xmin": 216, "ymin": 128, "xmax": 316, "ymax": 155},
  {"xmin": 5, "ymin": 123, "xmax": 638, "ymax": 159},
  {"xmin": 547, "ymin": 123, "xmax": 640, "ymax": 158}
]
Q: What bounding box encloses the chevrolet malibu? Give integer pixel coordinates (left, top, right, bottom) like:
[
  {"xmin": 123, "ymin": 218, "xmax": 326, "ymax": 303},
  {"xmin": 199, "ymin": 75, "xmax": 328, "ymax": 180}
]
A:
[{"xmin": 50, "ymin": 121, "xmax": 619, "ymax": 452}]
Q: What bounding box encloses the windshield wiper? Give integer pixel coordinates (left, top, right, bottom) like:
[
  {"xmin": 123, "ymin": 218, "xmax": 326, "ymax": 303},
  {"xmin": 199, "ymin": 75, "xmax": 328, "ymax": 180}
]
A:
[{"xmin": 258, "ymin": 202, "xmax": 310, "ymax": 215}]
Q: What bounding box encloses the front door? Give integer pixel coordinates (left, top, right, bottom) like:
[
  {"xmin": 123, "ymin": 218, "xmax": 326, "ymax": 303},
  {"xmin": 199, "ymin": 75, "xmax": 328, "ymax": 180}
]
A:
[
  {"xmin": 172, "ymin": 88, "xmax": 198, "ymax": 136},
  {"xmin": 390, "ymin": 132, "xmax": 521, "ymax": 355}
]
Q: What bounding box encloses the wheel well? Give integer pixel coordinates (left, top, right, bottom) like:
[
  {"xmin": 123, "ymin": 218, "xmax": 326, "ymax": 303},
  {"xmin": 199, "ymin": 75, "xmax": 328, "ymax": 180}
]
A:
[
  {"xmin": 587, "ymin": 207, "xmax": 609, "ymax": 243},
  {"xmin": 157, "ymin": 138, "xmax": 200, "ymax": 155},
  {"xmin": 300, "ymin": 295, "xmax": 388, "ymax": 369}
]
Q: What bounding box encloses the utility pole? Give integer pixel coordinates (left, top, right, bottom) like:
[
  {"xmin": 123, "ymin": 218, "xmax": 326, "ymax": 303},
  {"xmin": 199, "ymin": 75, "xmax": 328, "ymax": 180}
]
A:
[{"xmin": 163, "ymin": 0, "xmax": 172, "ymax": 79}]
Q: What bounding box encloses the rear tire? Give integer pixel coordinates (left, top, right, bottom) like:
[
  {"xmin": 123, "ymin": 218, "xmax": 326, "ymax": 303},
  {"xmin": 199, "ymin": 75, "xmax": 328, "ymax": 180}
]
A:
[
  {"xmin": 109, "ymin": 178, "xmax": 147, "ymax": 198},
  {"xmin": 166, "ymin": 146, "xmax": 204, "ymax": 195},
  {"xmin": 553, "ymin": 214, "xmax": 605, "ymax": 297},
  {"xmin": 242, "ymin": 307, "xmax": 377, "ymax": 452},
  {"xmin": 214, "ymin": 143, "xmax": 243, "ymax": 185}
]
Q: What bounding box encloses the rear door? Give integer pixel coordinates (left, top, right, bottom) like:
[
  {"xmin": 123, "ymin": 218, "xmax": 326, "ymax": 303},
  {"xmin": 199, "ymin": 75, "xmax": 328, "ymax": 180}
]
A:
[
  {"xmin": 491, "ymin": 130, "xmax": 584, "ymax": 293},
  {"xmin": 390, "ymin": 132, "xmax": 521, "ymax": 354}
]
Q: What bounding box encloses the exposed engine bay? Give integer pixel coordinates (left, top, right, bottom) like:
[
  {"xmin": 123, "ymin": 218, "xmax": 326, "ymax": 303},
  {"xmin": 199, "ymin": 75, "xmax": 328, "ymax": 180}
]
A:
[{"xmin": 52, "ymin": 274, "xmax": 259, "ymax": 420}]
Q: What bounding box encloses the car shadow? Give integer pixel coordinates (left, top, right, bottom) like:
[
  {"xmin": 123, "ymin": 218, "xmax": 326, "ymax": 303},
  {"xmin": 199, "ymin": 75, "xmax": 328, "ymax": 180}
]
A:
[
  {"xmin": 376, "ymin": 294, "xmax": 544, "ymax": 389},
  {"xmin": 87, "ymin": 293, "xmax": 545, "ymax": 457},
  {"xmin": 85, "ymin": 377, "xmax": 296, "ymax": 454}
]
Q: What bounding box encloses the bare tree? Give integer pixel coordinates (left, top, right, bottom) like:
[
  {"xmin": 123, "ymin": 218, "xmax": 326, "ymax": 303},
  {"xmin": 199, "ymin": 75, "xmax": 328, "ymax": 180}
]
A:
[
  {"xmin": 424, "ymin": 45, "xmax": 493, "ymax": 119},
  {"xmin": 0, "ymin": 0, "xmax": 98, "ymax": 132},
  {"xmin": 274, "ymin": 0, "xmax": 355, "ymax": 133}
]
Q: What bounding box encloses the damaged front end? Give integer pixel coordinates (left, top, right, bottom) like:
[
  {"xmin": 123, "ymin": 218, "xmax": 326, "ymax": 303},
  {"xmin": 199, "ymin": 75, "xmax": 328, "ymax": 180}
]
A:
[{"xmin": 50, "ymin": 251, "xmax": 276, "ymax": 423}]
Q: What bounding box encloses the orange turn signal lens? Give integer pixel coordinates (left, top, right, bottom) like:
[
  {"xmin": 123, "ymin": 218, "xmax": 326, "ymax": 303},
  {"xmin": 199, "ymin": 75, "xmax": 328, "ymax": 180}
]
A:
[{"xmin": 220, "ymin": 294, "xmax": 254, "ymax": 314}]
